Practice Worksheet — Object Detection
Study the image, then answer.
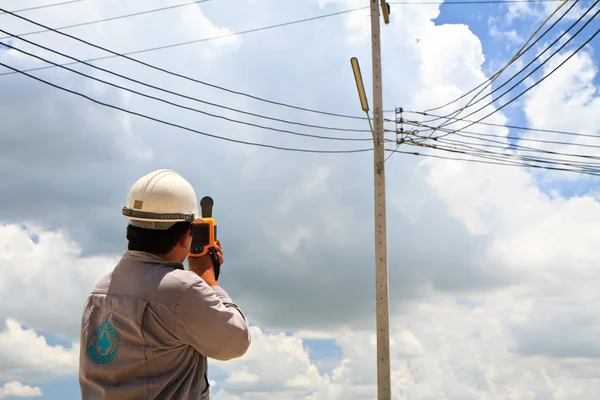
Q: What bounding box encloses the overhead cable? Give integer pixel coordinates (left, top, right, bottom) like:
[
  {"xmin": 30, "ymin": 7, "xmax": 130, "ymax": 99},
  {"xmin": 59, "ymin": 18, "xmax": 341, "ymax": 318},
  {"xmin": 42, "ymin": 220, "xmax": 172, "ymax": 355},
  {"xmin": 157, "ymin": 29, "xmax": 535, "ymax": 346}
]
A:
[
  {"xmin": 433, "ymin": 137, "xmax": 600, "ymax": 168},
  {"xmin": 0, "ymin": 28, "xmax": 371, "ymax": 135},
  {"xmin": 404, "ymin": 121, "xmax": 600, "ymax": 166},
  {"xmin": 434, "ymin": 0, "xmax": 577, "ymax": 127},
  {"xmin": 390, "ymin": 0, "xmax": 573, "ymax": 4},
  {"xmin": 0, "ymin": 61, "xmax": 373, "ymax": 154},
  {"xmin": 407, "ymin": 121, "xmax": 600, "ymax": 150},
  {"xmin": 420, "ymin": 0, "xmax": 578, "ymax": 117},
  {"xmin": 421, "ymin": 141, "xmax": 600, "ymax": 174},
  {"xmin": 387, "ymin": 146, "xmax": 600, "ymax": 175},
  {"xmin": 431, "ymin": 23, "xmax": 600, "ymax": 139},
  {"xmin": 0, "ymin": 5, "xmax": 369, "ymax": 121},
  {"xmin": 0, "ymin": 41, "xmax": 371, "ymax": 142},
  {"xmin": 0, "ymin": 1, "xmax": 210, "ymax": 41},
  {"xmin": 438, "ymin": 0, "xmax": 597, "ymax": 130},
  {"xmin": 394, "ymin": 142, "xmax": 600, "ymax": 176},
  {"xmin": 403, "ymin": 111, "xmax": 596, "ymax": 139},
  {"xmin": 0, "ymin": 0, "xmax": 84, "ymax": 14}
]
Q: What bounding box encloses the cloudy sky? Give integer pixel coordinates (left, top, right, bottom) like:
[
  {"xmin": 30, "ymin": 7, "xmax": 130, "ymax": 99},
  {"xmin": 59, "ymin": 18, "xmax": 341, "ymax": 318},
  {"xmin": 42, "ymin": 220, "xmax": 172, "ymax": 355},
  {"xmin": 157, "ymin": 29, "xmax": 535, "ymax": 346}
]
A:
[{"xmin": 1, "ymin": 0, "xmax": 600, "ymax": 398}]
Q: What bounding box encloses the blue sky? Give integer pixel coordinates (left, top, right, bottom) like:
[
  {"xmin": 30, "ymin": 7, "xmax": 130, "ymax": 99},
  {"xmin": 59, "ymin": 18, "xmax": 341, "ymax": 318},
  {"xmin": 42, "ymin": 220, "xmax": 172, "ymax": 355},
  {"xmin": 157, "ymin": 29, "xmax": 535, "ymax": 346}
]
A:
[
  {"xmin": 0, "ymin": 2, "xmax": 563, "ymax": 398},
  {"xmin": 2, "ymin": 0, "xmax": 600, "ymax": 398},
  {"xmin": 1, "ymin": 7, "xmax": 504, "ymax": 399},
  {"xmin": 435, "ymin": 0, "xmax": 600, "ymax": 198}
]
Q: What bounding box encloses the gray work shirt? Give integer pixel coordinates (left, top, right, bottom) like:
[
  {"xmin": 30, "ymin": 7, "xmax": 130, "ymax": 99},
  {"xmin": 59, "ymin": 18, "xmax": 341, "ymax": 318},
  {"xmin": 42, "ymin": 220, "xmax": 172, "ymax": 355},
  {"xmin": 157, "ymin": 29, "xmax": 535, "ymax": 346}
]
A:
[{"xmin": 78, "ymin": 251, "xmax": 250, "ymax": 399}]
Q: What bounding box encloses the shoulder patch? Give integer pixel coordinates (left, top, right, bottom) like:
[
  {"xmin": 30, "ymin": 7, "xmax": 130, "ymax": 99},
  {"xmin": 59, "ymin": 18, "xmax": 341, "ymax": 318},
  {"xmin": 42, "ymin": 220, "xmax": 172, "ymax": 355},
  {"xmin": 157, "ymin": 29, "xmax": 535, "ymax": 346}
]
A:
[{"xmin": 86, "ymin": 320, "xmax": 120, "ymax": 364}]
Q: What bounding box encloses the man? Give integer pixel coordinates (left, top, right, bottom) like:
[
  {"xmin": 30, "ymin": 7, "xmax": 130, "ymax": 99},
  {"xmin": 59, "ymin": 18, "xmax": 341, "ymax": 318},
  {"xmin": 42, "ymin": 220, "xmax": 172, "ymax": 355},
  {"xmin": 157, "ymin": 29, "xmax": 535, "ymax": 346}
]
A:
[{"xmin": 79, "ymin": 169, "xmax": 250, "ymax": 399}]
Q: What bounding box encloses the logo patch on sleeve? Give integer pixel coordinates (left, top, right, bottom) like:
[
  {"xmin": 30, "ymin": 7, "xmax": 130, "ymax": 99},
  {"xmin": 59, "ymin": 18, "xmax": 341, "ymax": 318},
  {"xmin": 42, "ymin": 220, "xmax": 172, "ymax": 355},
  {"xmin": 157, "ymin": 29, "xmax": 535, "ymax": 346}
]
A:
[{"xmin": 87, "ymin": 321, "xmax": 120, "ymax": 364}]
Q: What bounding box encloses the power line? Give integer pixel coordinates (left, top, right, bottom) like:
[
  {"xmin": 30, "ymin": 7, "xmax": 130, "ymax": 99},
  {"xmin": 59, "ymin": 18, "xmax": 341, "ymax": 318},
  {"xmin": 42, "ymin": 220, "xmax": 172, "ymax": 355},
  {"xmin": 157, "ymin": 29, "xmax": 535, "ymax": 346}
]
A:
[
  {"xmin": 0, "ymin": 0, "xmax": 83, "ymax": 14},
  {"xmin": 0, "ymin": 5, "xmax": 369, "ymax": 121},
  {"xmin": 434, "ymin": 0, "xmax": 577, "ymax": 127},
  {"xmin": 404, "ymin": 121, "xmax": 600, "ymax": 165},
  {"xmin": 408, "ymin": 120, "xmax": 600, "ymax": 147},
  {"xmin": 0, "ymin": 40, "xmax": 371, "ymax": 143},
  {"xmin": 434, "ymin": 136, "xmax": 600, "ymax": 168},
  {"xmin": 424, "ymin": 141, "xmax": 600, "ymax": 174},
  {"xmin": 387, "ymin": 145, "xmax": 600, "ymax": 176},
  {"xmin": 392, "ymin": 142, "xmax": 600, "ymax": 176},
  {"xmin": 432, "ymin": 22, "xmax": 600, "ymax": 140},
  {"xmin": 0, "ymin": 28, "xmax": 371, "ymax": 136},
  {"xmin": 438, "ymin": 0, "xmax": 597, "ymax": 130},
  {"xmin": 0, "ymin": 1, "xmax": 210, "ymax": 41},
  {"xmin": 434, "ymin": 128, "xmax": 600, "ymax": 163},
  {"xmin": 386, "ymin": 146, "xmax": 538, "ymax": 168},
  {"xmin": 419, "ymin": 0, "xmax": 578, "ymax": 117},
  {"xmin": 389, "ymin": 116, "xmax": 600, "ymax": 176},
  {"xmin": 403, "ymin": 111, "xmax": 597, "ymax": 139},
  {"xmin": 390, "ymin": 0, "xmax": 573, "ymax": 4},
  {"xmin": 2, "ymin": 0, "xmax": 558, "ymax": 18},
  {"xmin": 0, "ymin": 60, "xmax": 373, "ymax": 154},
  {"xmin": 405, "ymin": 120, "xmax": 600, "ymax": 152}
]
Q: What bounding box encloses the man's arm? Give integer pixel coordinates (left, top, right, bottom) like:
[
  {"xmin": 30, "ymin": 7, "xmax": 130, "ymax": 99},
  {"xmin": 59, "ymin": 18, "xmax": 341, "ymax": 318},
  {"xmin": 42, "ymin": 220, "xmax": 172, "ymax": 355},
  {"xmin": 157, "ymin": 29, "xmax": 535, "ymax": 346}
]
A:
[{"xmin": 175, "ymin": 279, "xmax": 251, "ymax": 361}]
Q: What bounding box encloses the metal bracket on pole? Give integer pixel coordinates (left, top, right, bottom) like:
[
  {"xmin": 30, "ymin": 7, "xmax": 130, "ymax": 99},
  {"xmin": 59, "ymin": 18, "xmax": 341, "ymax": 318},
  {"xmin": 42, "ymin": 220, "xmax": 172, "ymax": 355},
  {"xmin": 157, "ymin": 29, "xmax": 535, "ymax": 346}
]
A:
[{"xmin": 395, "ymin": 107, "xmax": 405, "ymax": 145}]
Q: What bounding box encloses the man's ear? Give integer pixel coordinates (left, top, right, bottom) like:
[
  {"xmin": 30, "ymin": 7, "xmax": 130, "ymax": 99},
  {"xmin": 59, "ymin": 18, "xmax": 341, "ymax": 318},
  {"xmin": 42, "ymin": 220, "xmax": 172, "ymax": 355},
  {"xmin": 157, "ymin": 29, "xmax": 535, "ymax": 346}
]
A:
[{"xmin": 179, "ymin": 229, "xmax": 192, "ymax": 248}]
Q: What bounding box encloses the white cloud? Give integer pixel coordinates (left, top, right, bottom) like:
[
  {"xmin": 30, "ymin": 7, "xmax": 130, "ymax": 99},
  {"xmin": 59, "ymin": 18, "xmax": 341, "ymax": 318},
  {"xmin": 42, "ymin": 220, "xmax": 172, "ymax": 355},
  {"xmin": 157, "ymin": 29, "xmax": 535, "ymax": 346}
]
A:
[
  {"xmin": 1, "ymin": 0, "xmax": 239, "ymax": 65},
  {"xmin": 521, "ymin": 48, "xmax": 600, "ymax": 185},
  {"xmin": 211, "ymin": 326, "xmax": 325, "ymax": 398},
  {"xmin": 1, "ymin": 0, "xmax": 600, "ymax": 398},
  {"xmin": 489, "ymin": 22, "xmax": 523, "ymax": 45},
  {"xmin": 0, "ymin": 224, "xmax": 118, "ymax": 340},
  {"xmin": 208, "ymin": 291, "xmax": 600, "ymax": 399},
  {"xmin": 2, "ymin": 186, "xmax": 600, "ymax": 398},
  {"xmin": 0, "ymin": 319, "xmax": 78, "ymax": 381},
  {"xmin": 0, "ymin": 381, "xmax": 42, "ymax": 398},
  {"xmin": 506, "ymin": 0, "xmax": 591, "ymax": 24}
]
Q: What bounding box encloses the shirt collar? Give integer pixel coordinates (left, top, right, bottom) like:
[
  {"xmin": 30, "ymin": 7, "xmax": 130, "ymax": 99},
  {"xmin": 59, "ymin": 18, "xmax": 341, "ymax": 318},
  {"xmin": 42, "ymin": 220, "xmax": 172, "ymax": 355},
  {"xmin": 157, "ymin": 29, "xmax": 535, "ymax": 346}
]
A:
[{"xmin": 122, "ymin": 250, "xmax": 185, "ymax": 270}]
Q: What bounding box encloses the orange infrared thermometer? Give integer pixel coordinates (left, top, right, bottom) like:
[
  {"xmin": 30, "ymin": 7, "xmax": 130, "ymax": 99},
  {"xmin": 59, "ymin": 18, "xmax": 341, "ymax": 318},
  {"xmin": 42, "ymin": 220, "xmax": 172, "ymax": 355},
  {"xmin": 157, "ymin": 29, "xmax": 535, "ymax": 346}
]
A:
[{"xmin": 188, "ymin": 196, "xmax": 221, "ymax": 279}]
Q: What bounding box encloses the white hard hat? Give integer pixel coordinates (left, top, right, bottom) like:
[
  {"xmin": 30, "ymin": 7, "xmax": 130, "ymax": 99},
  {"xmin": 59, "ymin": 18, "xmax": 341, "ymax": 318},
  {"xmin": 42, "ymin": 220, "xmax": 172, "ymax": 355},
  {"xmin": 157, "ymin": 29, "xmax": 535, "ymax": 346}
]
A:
[{"xmin": 122, "ymin": 169, "xmax": 199, "ymax": 230}]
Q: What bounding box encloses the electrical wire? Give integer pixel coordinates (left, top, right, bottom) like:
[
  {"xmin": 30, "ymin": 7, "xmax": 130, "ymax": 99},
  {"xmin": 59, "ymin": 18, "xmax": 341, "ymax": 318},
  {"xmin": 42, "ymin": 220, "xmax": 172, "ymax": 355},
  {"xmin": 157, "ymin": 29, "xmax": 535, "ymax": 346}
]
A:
[
  {"xmin": 432, "ymin": 23, "xmax": 600, "ymax": 140},
  {"xmin": 423, "ymin": 141, "xmax": 600, "ymax": 174},
  {"xmin": 420, "ymin": 0, "xmax": 577, "ymax": 117},
  {"xmin": 0, "ymin": 1, "xmax": 210, "ymax": 41},
  {"xmin": 384, "ymin": 0, "xmax": 575, "ymax": 119},
  {"xmin": 407, "ymin": 120, "xmax": 600, "ymax": 151},
  {"xmin": 386, "ymin": 147, "xmax": 537, "ymax": 168},
  {"xmin": 394, "ymin": 142, "xmax": 600, "ymax": 176},
  {"xmin": 0, "ymin": 60, "xmax": 373, "ymax": 154},
  {"xmin": 0, "ymin": 5, "xmax": 369, "ymax": 121},
  {"xmin": 0, "ymin": 28, "xmax": 371, "ymax": 135},
  {"xmin": 390, "ymin": 0, "xmax": 573, "ymax": 4},
  {"xmin": 0, "ymin": 0, "xmax": 84, "ymax": 14},
  {"xmin": 0, "ymin": 40, "xmax": 371, "ymax": 142},
  {"xmin": 385, "ymin": 125, "xmax": 600, "ymax": 176},
  {"xmin": 384, "ymin": 143, "xmax": 402, "ymax": 163},
  {"xmin": 438, "ymin": 0, "xmax": 597, "ymax": 130},
  {"xmin": 388, "ymin": 144, "xmax": 561, "ymax": 170},
  {"xmin": 434, "ymin": 136, "xmax": 600, "ymax": 169},
  {"xmin": 404, "ymin": 122, "xmax": 600, "ymax": 167},
  {"xmin": 436, "ymin": 0, "xmax": 574, "ymax": 126},
  {"xmin": 403, "ymin": 111, "xmax": 596, "ymax": 139}
]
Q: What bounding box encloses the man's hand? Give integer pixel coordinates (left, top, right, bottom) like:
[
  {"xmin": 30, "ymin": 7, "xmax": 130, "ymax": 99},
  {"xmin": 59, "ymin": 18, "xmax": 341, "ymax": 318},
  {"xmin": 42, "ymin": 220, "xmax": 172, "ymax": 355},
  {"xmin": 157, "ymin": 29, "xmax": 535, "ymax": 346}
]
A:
[{"xmin": 188, "ymin": 240, "xmax": 223, "ymax": 287}]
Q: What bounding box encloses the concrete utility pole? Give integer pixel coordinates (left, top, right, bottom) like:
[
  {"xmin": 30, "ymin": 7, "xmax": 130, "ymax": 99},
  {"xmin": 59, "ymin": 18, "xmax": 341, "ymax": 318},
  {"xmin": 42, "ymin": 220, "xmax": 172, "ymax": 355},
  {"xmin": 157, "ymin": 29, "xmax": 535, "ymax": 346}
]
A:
[
  {"xmin": 371, "ymin": 0, "xmax": 391, "ymax": 398},
  {"xmin": 351, "ymin": 2, "xmax": 391, "ymax": 397}
]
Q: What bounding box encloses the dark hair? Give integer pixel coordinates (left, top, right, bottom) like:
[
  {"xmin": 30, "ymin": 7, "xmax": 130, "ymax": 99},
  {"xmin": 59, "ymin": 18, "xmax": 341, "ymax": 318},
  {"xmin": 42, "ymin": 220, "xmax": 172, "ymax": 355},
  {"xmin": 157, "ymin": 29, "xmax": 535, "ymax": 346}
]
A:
[{"xmin": 126, "ymin": 221, "xmax": 191, "ymax": 254}]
